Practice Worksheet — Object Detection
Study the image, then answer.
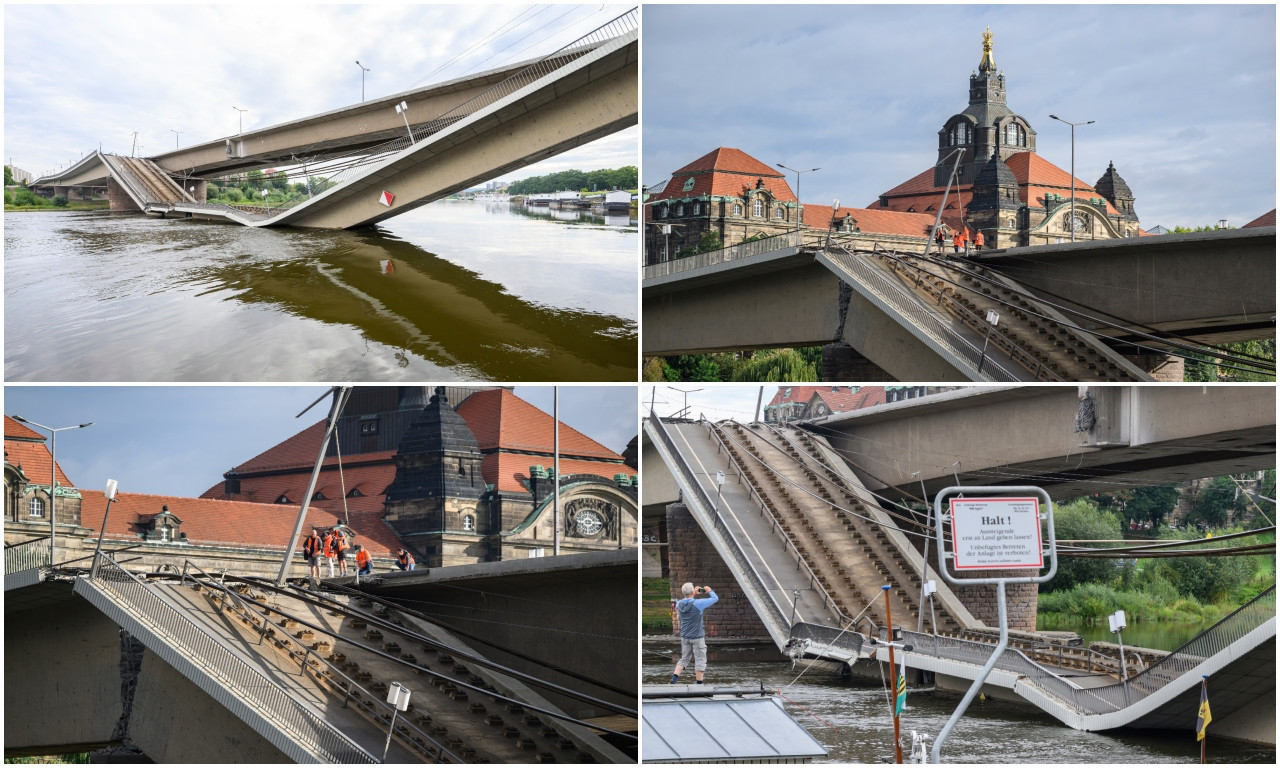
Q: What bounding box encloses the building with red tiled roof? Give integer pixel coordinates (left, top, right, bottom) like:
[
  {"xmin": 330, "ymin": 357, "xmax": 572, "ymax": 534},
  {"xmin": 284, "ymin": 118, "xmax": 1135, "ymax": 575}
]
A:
[
  {"xmin": 764, "ymin": 386, "xmax": 849, "ymax": 423},
  {"xmin": 204, "ymin": 387, "xmax": 637, "ymax": 568},
  {"xmin": 1243, "ymin": 209, "xmax": 1276, "ymax": 228},
  {"xmin": 804, "ymin": 386, "xmax": 887, "ymax": 418},
  {"xmin": 4, "ymin": 415, "xmax": 83, "ymax": 529}
]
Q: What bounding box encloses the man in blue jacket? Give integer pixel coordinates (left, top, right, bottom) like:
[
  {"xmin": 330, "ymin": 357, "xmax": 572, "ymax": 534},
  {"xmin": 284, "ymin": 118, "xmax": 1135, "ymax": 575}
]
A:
[{"xmin": 671, "ymin": 582, "xmax": 718, "ymax": 684}]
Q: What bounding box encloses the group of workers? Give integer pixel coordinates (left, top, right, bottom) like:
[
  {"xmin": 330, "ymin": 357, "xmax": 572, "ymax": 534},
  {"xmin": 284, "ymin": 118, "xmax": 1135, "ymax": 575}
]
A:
[
  {"xmin": 301, "ymin": 526, "xmax": 417, "ymax": 582},
  {"xmin": 933, "ymin": 226, "xmax": 985, "ymax": 254}
]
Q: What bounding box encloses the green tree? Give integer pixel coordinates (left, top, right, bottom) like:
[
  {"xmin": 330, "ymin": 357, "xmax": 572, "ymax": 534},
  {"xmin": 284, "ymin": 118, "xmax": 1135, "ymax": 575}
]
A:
[
  {"xmin": 1043, "ymin": 498, "xmax": 1122, "ymax": 592},
  {"xmin": 5, "ymin": 165, "xmax": 16, "ymax": 185},
  {"xmin": 1187, "ymin": 476, "xmax": 1249, "ymax": 528},
  {"xmin": 1126, "ymin": 484, "xmax": 1180, "ymax": 529},
  {"xmin": 729, "ymin": 348, "xmax": 818, "ymax": 382},
  {"xmin": 225, "ymin": 187, "xmax": 243, "ymax": 203},
  {"xmin": 270, "ymin": 172, "xmax": 290, "ymax": 192}
]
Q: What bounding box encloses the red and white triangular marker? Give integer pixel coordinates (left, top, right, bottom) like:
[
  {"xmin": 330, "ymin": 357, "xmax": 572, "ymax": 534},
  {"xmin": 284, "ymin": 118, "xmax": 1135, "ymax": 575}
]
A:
[{"xmin": 379, "ymin": 191, "xmax": 395, "ymax": 206}]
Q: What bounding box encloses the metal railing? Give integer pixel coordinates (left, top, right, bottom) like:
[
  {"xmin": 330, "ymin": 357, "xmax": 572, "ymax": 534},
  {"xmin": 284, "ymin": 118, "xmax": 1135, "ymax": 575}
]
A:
[
  {"xmin": 647, "ymin": 414, "xmax": 792, "ymax": 637},
  {"xmin": 260, "ymin": 8, "xmax": 638, "ymax": 220},
  {"xmin": 873, "ymin": 250, "xmax": 1066, "ymax": 381},
  {"xmin": 5, "ymin": 536, "xmax": 50, "ymax": 574},
  {"xmin": 89, "ymin": 555, "xmax": 376, "ymax": 763},
  {"xmin": 894, "ymin": 585, "xmax": 1275, "ymax": 715},
  {"xmin": 644, "ymin": 230, "xmax": 803, "ymax": 278},
  {"xmin": 179, "ymin": 561, "xmax": 459, "ymax": 763},
  {"xmin": 823, "ymin": 244, "xmax": 1021, "ymax": 381},
  {"xmin": 706, "ymin": 421, "xmax": 853, "ymax": 626}
]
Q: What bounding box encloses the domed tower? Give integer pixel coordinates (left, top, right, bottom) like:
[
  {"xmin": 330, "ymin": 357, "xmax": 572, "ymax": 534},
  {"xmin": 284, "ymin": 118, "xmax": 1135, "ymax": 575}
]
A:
[
  {"xmin": 935, "ymin": 28, "xmax": 1037, "ymax": 187},
  {"xmin": 1094, "ymin": 161, "xmax": 1141, "ymax": 236},
  {"xmin": 969, "ymin": 149, "xmax": 1023, "ymax": 248}
]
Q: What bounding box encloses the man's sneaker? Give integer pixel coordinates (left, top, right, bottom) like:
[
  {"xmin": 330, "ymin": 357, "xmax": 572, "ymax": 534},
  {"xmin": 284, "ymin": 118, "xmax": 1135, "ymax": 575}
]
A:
[{"xmin": 670, "ymin": 674, "xmax": 679, "ymax": 684}]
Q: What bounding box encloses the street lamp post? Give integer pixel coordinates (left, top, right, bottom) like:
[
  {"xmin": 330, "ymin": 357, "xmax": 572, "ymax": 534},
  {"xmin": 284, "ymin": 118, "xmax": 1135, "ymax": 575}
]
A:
[
  {"xmin": 1048, "ymin": 114, "xmax": 1095, "ymax": 243},
  {"xmin": 355, "ymin": 60, "xmax": 371, "ymax": 102},
  {"xmin": 170, "ymin": 129, "xmax": 180, "ymax": 149},
  {"xmin": 233, "ymin": 106, "xmax": 247, "ymax": 134},
  {"xmin": 668, "ymin": 387, "xmax": 703, "ymax": 420},
  {"xmin": 776, "ymin": 163, "xmax": 819, "ymax": 233},
  {"xmin": 395, "ymin": 101, "xmax": 415, "ymax": 144},
  {"xmin": 12, "ymin": 417, "xmax": 94, "ymax": 567}
]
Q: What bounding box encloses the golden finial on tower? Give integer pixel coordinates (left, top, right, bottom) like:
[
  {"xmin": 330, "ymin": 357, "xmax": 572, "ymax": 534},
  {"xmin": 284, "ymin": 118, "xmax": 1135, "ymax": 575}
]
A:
[{"xmin": 979, "ymin": 26, "xmax": 997, "ymax": 73}]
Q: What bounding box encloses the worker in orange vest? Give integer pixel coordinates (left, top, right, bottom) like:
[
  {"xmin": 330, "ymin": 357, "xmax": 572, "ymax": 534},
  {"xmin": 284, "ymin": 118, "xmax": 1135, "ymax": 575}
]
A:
[
  {"xmin": 333, "ymin": 530, "xmax": 350, "ymax": 576},
  {"xmin": 973, "ymin": 229, "xmax": 985, "ymax": 252},
  {"xmin": 354, "ymin": 545, "xmax": 372, "ymax": 580},
  {"xmin": 322, "ymin": 530, "xmax": 336, "ymax": 577},
  {"xmin": 952, "ymin": 228, "xmax": 966, "ymax": 254}
]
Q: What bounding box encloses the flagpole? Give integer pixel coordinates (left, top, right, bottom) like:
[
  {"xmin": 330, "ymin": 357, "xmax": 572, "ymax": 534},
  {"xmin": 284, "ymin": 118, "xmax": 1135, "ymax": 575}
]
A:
[{"xmin": 882, "ymin": 585, "xmax": 902, "ymax": 764}]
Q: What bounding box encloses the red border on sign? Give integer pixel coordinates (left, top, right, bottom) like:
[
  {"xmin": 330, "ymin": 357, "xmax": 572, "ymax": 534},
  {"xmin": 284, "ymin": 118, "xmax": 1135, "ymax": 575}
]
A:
[{"xmin": 949, "ymin": 497, "xmax": 1043, "ymax": 570}]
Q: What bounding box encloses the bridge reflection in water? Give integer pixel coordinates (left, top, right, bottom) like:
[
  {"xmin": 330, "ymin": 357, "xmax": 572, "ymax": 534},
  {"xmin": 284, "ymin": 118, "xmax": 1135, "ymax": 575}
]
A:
[{"xmin": 2, "ymin": 204, "xmax": 636, "ymax": 382}]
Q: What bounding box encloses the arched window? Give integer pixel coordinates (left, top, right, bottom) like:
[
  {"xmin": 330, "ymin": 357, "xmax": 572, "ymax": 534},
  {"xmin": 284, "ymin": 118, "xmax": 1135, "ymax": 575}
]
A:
[
  {"xmin": 676, "ymin": 203, "xmax": 684, "ymax": 217},
  {"xmin": 657, "ymin": 205, "xmax": 667, "ymax": 219},
  {"xmin": 774, "ymin": 206, "xmax": 784, "ymax": 220},
  {"xmin": 692, "ymin": 202, "xmax": 701, "ymax": 215},
  {"xmin": 733, "ymin": 203, "xmax": 743, "ymax": 216},
  {"xmin": 462, "ymin": 514, "xmax": 475, "ymax": 532},
  {"xmin": 952, "ymin": 123, "xmax": 968, "ymax": 145},
  {"xmin": 28, "ymin": 497, "xmax": 43, "ymax": 518},
  {"xmin": 752, "ymin": 198, "xmax": 763, "ymax": 217},
  {"xmin": 159, "ymin": 523, "xmax": 173, "ymax": 542}
]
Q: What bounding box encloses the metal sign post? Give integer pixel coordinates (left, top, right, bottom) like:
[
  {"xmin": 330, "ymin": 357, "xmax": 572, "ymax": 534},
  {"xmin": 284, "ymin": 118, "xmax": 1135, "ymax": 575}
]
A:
[{"xmin": 930, "ymin": 486, "xmax": 1057, "ymax": 764}]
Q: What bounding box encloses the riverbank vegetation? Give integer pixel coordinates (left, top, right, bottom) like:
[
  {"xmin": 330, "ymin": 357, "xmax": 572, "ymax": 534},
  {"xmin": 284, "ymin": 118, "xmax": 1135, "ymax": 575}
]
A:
[
  {"xmin": 4, "ymin": 186, "xmax": 107, "ymax": 211},
  {"xmin": 643, "ymin": 577, "xmax": 673, "ymax": 634},
  {"xmin": 1038, "ymin": 480, "xmax": 1275, "ymax": 627},
  {"xmin": 506, "ymin": 166, "xmax": 636, "ymax": 195},
  {"xmin": 643, "ymin": 347, "xmax": 822, "ymax": 382}
]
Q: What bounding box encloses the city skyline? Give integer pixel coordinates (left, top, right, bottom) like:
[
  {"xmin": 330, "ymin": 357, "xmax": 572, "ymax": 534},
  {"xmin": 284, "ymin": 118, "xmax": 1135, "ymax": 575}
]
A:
[{"xmin": 643, "ymin": 4, "xmax": 1276, "ymax": 230}]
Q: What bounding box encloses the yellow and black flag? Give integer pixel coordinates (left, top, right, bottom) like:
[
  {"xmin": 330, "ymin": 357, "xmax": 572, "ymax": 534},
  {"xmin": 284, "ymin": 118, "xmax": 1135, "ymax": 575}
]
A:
[{"xmin": 1195, "ymin": 676, "xmax": 1212, "ymax": 742}]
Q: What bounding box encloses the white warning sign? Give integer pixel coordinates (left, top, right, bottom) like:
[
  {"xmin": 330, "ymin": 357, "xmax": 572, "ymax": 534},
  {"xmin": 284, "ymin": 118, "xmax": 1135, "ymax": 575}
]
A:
[{"xmin": 950, "ymin": 497, "xmax": 1044, "ymax": 570}]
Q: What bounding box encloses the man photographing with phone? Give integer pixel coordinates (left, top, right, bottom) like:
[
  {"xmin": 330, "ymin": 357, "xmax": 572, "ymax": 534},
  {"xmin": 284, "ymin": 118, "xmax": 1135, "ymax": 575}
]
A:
[{"xmin": 671, "ymin": 582, "xmax": 718, "ymax": 684}]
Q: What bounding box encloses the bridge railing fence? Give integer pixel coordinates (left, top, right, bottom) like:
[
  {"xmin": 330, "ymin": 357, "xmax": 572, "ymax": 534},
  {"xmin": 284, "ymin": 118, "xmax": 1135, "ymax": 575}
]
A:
[
  {"xmin": 647, "ymin": 415, "xmax": 791, "ymax": 636},
  {"xmin": 706, "ymin": 421, "xmax": 853, "ymax": 626},
  {"xmin": 823, "ymin": 243, "xmax": 1021, "ymax": 382},
  {"xmin": 88, "ymin": 555, "xmax": 377, "ymax": 763},
  {"xmin": 5, "ymin": 536, "xmax": 50, "ymax": 574},
  {"xmin": 258, "ymin": 7, "xmax": 638, "ymax": 220},
  {"xmin": 643, "ymin": 230, "xmax": 803, "ymax": 279}
]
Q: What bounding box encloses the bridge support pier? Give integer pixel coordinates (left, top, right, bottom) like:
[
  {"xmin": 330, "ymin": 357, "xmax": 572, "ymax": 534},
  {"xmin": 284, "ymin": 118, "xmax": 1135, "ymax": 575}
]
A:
[
  {"xmin": 821, "ymin": 342, "xmax": 896, "ymax": 382},
  {"xmin": 107, "ymin": 178, "xmax": 140, "ymax": 212},
  {"xmin": 1124, "ymin": 353, "xmax": 1185, "ymax": 382}
]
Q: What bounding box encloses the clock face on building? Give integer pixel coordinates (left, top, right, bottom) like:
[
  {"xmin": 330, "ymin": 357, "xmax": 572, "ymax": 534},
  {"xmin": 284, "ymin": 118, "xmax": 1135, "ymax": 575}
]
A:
[
  {"xmin": 575, "ymin": 509, "xmax": 604, "ymax": 536},
  {"xmin": 1070, "ymin": 213, "xmax": 1087, "ymax": 232}
]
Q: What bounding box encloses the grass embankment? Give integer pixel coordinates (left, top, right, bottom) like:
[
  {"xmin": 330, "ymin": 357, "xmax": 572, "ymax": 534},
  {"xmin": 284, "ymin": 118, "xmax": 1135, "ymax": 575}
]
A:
[
  {"xmin": 643, "ymin": 577, "xmax": 672, "ymax": 634},
  {"xmin": 5, "ymin": 201, "xmax": 109, "ymax": 212}
]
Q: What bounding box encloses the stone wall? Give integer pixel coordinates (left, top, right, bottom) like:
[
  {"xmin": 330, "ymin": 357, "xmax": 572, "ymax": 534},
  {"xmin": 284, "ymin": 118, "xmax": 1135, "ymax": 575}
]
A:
[
  {"xmin": 821, "ymin": 342, "xmax": 898, "ymax": 382},
  {"xmin": 665, "ymin": 503, "xmax": 770, "ymax": 640},
  {"xmin": 107, "ymin": 178, "xmax": 140, "ymax": 211},
  {"xmin": 949, "ymin": 577, "xmax": 1039, "ymax": 631}
]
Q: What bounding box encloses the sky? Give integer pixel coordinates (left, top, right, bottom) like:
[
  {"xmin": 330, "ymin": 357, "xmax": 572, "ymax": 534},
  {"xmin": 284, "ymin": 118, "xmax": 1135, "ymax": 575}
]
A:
[
  {"xmin": 1, "ymin": 385, "xmax": 639, "ymax": 498},
  {"xmin": 3, "ymin": 3, "xmax": 636, "ymax": 181},
  {"xmin": 643, "ymin": 3, "xmax": 1276, "ymax": 229}
]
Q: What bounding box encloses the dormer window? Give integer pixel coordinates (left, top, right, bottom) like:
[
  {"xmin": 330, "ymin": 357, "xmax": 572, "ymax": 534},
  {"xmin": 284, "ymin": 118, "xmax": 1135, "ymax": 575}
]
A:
[
  {"xmin": 463, "ymin": 514, "xmax": 475, "ymax": 532},
  {"xmin": 276, "ymin": 494, "xmax": 291, "ymax": 504},
  {"xmin": 733, "ymin": 203, "xmax": 743, "ymax": 216},
  {"xmin": 657, "ymin": 205, "xmax": 667, "ymax": 219},
  {"xmin": 752, "ymin": 198, "xmax": 763, "ymax": 217},
  {"xmin": 312, "ymin": 491, "xmax": 326, "ymax": 501},
  {"xmin": 774, "ymin": 206, "xmax": 784, "ymax": 220},
  {"xmin": 359, "ymin": 417, "xmax": 379, "ymax": 435},
  {"xmin": 347, "ymin": 487, "xmax": 364, "ymax": 498},
  {"xmin": 676, "ymin": 203, "xmax": 684, "ymax": 217},
  {"xmin": 148, "ymin": 506, "xmax": 183, "ymax": 543},
  {"xmin": 1005, "ymin": 123, "xmax": 1024, "ymax": 146}
]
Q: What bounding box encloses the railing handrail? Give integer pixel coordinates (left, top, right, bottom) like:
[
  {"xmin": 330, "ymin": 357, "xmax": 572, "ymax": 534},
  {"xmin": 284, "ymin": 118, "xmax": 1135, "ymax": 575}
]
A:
[
  {"xmin": 646, "ymin": 414, "xmax": 792, "ymax": 636},
  {"xmin": 643, "ymin": 230, "xmax": 803, "ymax": 278},
  {"xmin": 706, "ymin": 421, "xmax": 854, "ymax": 627},
  {"xmin": 88, "ymin": 555, "xmax": 377, "ymax": 763},
  {"xmin": 179, "ymin": 560, "xmax": 460, "ymax": 763},
  {"xmin": 826, "ymin": 243, "xmax": 1021, "ymax": 381},
  {"xmin": 4, "ymin": 536, "xmax": 51, "ymax": 574}
]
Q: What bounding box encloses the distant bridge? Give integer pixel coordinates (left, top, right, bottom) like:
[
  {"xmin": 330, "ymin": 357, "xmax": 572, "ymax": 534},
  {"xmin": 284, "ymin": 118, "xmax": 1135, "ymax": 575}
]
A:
[
  {"xmin": 31, "ymin": 10, "xmax": 636, "ymax": 230},
  {"xmin": 4, "ymin": 546, "xmax": 636, "ymax": 762},
  {"xmin": 642, "ymin": 228, "xmax": 1275, "ymax": 381},
  {"xmin": 642, "ymin": 386, "xmax": 1276, "ymax": 746}
]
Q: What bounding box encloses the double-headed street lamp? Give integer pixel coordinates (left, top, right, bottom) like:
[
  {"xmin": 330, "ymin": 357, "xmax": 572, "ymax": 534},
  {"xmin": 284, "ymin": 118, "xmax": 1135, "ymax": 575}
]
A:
[
  {"xmin": 395, "ymin": 101, "xmax": 415, "ymax": 144},
  {"xmin": 11, "ymin": 416, "xmax": 93, "ymax": 567},
  {"xmin": 355, "ymin": 60, "xmax": 371, "ymax": 102},
  {"xmin": 1048, "ymin": 114, "xmax": 1095, "ymax": 243},
  {"xmin": 776, "ymin": 163, "xmax": 819, "ymax": 232}
]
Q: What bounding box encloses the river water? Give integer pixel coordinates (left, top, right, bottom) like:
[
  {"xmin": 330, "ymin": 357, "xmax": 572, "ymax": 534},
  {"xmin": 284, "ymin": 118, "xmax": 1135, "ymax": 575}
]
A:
[
  {"xmin": 643, "ymin": 641, "xmax": 1274, "ymax": 764},
  {"xmin": 3, "ymin": 200, "xmax": 636, "ymax": 381}
]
